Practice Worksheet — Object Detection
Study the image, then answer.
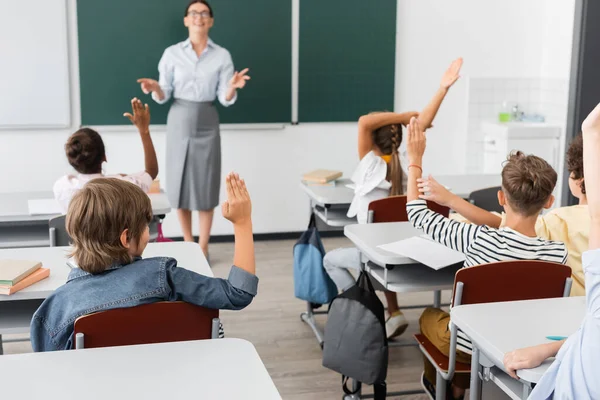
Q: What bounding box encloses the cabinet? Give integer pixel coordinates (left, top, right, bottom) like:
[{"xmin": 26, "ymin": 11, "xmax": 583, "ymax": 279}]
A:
[{"xmin": 481, "ymin": 122, "xmax": 561, "ymax": 174}]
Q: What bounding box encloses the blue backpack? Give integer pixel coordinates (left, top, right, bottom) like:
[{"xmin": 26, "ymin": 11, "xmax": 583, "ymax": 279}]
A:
[{"xmin": 293, "ymin": 214, "xmax": 338, "ymax": 305}]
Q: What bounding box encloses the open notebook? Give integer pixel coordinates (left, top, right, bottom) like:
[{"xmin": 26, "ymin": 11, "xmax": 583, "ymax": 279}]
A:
[{"xmin": 378, "ymin": 235, "xmax": 465, "ymax": 270}]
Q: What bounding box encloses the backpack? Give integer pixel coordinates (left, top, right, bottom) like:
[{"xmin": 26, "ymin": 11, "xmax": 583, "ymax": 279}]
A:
[
  {"xmin": 322, "ymin": 271, "xmax": 388, "ymax": 399},
  {"xmin": 293, "ymin": 214, "xmax": 338, "ymax": 305}
]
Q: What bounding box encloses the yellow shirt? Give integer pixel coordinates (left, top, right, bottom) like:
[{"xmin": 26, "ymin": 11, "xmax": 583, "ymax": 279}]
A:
[{"xmin": 535, "ymin": 205, "xmax": 590, "ymax": 296}]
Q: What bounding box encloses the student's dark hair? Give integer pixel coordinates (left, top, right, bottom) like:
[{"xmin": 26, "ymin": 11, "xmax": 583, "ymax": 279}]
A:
[
  {"xmin": 372, "ymin": 124, "xmax": 403, "ymax": 196},
  {"xmin": 65, "ymin": 128, "xmax": 105, "ymax": 175},
  {"xmin": 567, "ymin": 134, "xmax": 585, "ymax": 194},
  {"xmin": 501, "ymin": 151, "xmax": 557, "ymax": 216},
  {"xmin": 185, "ymin": 0, "xmax": 213, "ymax": 17}
]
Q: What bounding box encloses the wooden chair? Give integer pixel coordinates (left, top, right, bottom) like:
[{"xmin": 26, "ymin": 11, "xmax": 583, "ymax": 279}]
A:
[
  {"xmin": 73, "ymin": 301, "xmax": 220, "ymax": 349},
  {"xmin": 468, "ymin": 186, "xmax": 503, "ymax": 213},
  {"xmin": 49, "ymin": 215, "xmax": 71, "ymax": 247},
  {"xmin": 414, "ymin": 260, "xmax": 572, "ymax": 399},
  {"xmin": 367, "ymin": 195, "xmax": 450, "ymax": 223}
]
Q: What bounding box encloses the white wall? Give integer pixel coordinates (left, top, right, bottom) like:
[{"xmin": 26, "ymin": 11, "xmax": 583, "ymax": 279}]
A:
[{"xmin": 0, "ymin": 0, "xmax": 576, "ymax": 238}]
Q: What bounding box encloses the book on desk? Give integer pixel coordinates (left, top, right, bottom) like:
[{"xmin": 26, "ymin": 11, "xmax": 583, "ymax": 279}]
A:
[{"xmin": 0, "ymin": 259, "xmax": 50, "ymax": 295}]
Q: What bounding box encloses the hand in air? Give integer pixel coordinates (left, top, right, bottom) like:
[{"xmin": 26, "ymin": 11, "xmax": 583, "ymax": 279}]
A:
[
  {"xmin": 222, "ymin": 172, "xmax": 252, "ymax": 225},
  {"xmin": 406, "ymin": 117, "xmax": 427, "ymax": 161},
  {"xmin": 123, "ymin": 98, "xmax": 151, "ymax": 133},
  {"xmin": 440, "ymin": 57, "xmax": 463, "ymax": 89},
  {"xmin": 229, "ymin": 68, "xmax": 251, "ymax": 90}
]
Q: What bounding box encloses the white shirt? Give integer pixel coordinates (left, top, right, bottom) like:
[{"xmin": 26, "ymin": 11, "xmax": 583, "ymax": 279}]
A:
[
  {"xmin": 53, "ymin": 171, "xmax": 153, "ymax": 213},
  {"xmin": 152, "ymin": 38, "xmax": 237, "ymax": 107},
  {"xmin": 529, "ymin": 248, "xmax": 600, "ymax": 399},
  {"xmin": 347, "ymin": 150, "xmax": 409, "ymax": 224}
]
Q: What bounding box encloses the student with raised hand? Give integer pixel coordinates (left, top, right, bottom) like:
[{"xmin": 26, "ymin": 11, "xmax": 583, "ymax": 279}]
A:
[
  {"xmin": 404, "ymin": 117, "xmax": 568, "ymax": 399},
  {"xmin": 323, "ymin": 58, "xmax": 463, "ymax": 340},
  {"xmin": 32, "ymin": 172, "xmax": 257, "ymax": 352},
  {"xmin": 418, "ymin": 134, "xmax": 589, "ymax": 295},
  {"xmin": 503, "ymin": 103, "xmax": 600, "ymax": 399},
  {"xmin": 53, "ymin": 98, "xmax": 158, "ymax": 213}
]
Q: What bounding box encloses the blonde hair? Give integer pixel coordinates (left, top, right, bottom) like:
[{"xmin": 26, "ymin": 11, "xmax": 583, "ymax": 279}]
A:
[
  {"xmin": 501, "ymin": 151, "xmax": 557, "ymax": 216},
  {"xmin": 66, "ymin": 178, "xmax": 152, "ymax": 274}
]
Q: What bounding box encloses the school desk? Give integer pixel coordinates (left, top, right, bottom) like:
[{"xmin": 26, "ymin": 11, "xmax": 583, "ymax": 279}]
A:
[
  {"xmin": 0, "ymin": 338, "xmax": 281, "ymax": 399},
  {"xmin": 0, "ymin": 242, "xmax": 210, "ymax": 354},
  {"xmin": 451, "ymin": 296, "xmax": 585, "ymax": 400},
  {"xmin": 0, "ymin": 191, "xmax": 171, "ymax": 249}
]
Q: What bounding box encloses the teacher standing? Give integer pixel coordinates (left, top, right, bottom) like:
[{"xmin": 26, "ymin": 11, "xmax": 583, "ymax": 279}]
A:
[{"xmin": 137, "ymin": 0, "xmax": 250, "ymax": 258}]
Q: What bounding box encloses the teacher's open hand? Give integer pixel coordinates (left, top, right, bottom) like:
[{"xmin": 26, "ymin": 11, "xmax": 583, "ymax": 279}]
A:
[
  {"xmin": 137, "ymin": 78, "xmax": 161, "ymax": 95},
  {"xmin": 229, "ymin": 68, "xmax": 251, "ymax": 90}
]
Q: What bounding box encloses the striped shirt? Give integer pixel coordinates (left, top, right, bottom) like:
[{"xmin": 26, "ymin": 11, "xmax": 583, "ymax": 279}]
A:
[{"xmin": 407, "ymin": 200, "xmax": 568, "ymax": 353}]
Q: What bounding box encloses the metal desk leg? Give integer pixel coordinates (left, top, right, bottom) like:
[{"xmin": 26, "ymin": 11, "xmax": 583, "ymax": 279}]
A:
[
  {"xmin": 433, "ymin": 290, "xmax": 441, "ymax": 308},
  {"xmin": 0, "ymin": 335, "xmax": 3, "ymax": 355},
  {"xmin": 300, "ymin": 302, "xmax": 326, "ymax": 348},
  {"xmin": 470, "ymin": 346, "xmax": 481, "ymax": 400},
  {"xmin": 521, "ymin": 382, "xmax": 532, "ymax": 399}
]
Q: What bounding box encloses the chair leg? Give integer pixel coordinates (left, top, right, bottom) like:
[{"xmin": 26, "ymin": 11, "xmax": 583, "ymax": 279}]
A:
[
  {"xmin": 436, "ymin": 371, "xmax": 446, "ymax": 400},
  {"xmin": 211, "ymin": 318, "xmax": 220, "ymax": 339},
  {"xmin": 75, "ymin": 333, "xmax": 84, "ymax": 349}
]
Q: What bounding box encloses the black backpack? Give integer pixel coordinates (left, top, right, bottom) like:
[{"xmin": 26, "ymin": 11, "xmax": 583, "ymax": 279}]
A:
[{"xmin": 322, "ymin": 271, "xmax": 388, "ymax": 399}]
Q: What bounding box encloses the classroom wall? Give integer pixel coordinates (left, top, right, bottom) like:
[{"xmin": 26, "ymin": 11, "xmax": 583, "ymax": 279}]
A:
[{"xmin": 0, "ymin": 0, "xmax": 575, "ymax": 237}]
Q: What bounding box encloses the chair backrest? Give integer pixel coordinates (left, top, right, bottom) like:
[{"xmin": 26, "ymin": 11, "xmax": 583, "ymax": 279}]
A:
[
  {"xmin": 49, "ymin": 215, "xmax": 71, "ymax": 247},
  {"xmin": 73, "ymin": 301, "xmax": 219, "ymax": 349},
  {"xmin": 367, "ymin": 195, "xmax": 450, "ymax": 223},
  {"xmin": 452, "ymin": 260, "xmax": 572, "ymax": 306},
  {"xmin": 468, "ymin": 186, "xmax": 503, "ymax": 213}
]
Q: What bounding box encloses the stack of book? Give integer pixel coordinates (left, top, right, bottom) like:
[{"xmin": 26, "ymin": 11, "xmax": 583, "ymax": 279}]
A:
[
  {"xmin": 302, "ymin": 169, "xmax": 343, "ymax": 187},
  {"xmin": 0, "ymin": 260, "xmax": 50, "ymax": 295}
]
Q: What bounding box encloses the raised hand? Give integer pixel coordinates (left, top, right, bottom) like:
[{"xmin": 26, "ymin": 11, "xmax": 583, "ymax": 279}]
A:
[
  {"xmin": 137, "ymin": 78, "xmax": 160, "ymax": 95},
  {"xmin": 222, "ymin": 172, "xmax": 252, "ymax": 225},
  {"xmin": 123, "ymin": 98, "xmax": 151, "ymax": 134},
  {"xmin": 418, "ymin": 175, "xmax": 455, "ymax": 206},
  {"xmin": 407, "ymin": 117, "xmax": 427, "ymax": 163},
  {"xmin": 582, "ymin": 101, "xmax": 600, "ymax": 134},
  {"xmin": 229, "ymin": 68, "xmax": 251, "ymax": 90},
  {"xmin": 440, "ymin": 57, "xmax": 463, "ymax": 90}
]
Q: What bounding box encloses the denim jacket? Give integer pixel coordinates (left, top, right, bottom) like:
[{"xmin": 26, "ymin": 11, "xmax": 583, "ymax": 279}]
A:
[{"xmin": 30, "ymin": 256, "xmax": 258, "ymax": 352}]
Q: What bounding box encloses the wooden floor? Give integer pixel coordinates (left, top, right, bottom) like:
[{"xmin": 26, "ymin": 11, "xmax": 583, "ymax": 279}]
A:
[{"xmin": 3, "ymin": 237, "xmax": 453, "ymax": 399}]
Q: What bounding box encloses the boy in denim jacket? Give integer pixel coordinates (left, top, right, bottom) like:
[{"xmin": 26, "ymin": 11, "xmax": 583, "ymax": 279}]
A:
[{"xmin": 31, "ymin": 173, "xmax": 257, "ymax": 351}]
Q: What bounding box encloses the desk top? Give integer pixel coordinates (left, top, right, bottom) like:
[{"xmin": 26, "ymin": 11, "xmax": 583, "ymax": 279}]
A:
[
  {"xmin": 0, "ymin": 338, "xmax": 281, "ymax": 399},
  {"xmin": 0, "ymin": 242, "xmax": 212, "ymax": 302},
  {"xmin": 344, "ymin": 222, "xmax": 422, "ymax": 267},
  {"xmin": 451, "ymin": 296, "xmax": 585, "ymax": 383},
  {"xmin": 299, "ymin": 179, "xmax": 354, "ymax": 206},
  {"xmin": 0, "ymin": 191, "xmax": 171, "ymax": 223}
]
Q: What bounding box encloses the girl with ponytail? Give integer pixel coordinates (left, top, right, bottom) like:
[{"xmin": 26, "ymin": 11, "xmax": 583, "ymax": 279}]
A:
[{"xmin": 323, "ymin": 58, "xmax": 463, "ymax": 340}]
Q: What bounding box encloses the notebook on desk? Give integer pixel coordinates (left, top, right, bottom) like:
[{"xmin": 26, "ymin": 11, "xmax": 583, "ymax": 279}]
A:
[
  {"xmin": 0, "ymin": 259, "xmax": 42, "ymax": 285},
  {"xmin": 378, "ymin": 235, "xmax": 465, "ymax": 270},
  {"xmin": 28, "ymin": 198, "xmax": 62, "ymax": 215}
]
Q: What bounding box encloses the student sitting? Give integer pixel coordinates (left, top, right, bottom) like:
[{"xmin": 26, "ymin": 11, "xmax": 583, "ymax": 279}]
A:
[
  {"xmin": 31, "ymin": 173, "xmax": 257, "ymax": 351},
  {"xmin": 323, "ymin": 58, "xmax": 463, "ymax": 339},
  {"xmin": 503, "ymin": 102, "xmax": 600, "ymax": 399},
  {"xmin": 404, "ymin": 117, "xmax": 568, "ymax": 399},
  {"xmin": 418, "ymin": 134, "xmax": 589, "ymax": 296},
  {"xmin": 53, "ymin": 98, "xmax": 158, "ymax": 213}
]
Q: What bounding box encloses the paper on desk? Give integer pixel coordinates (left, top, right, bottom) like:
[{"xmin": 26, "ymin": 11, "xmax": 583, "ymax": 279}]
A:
[
  {"xmin": 345, "ymin": 183, "xmax": 356, "ymax": 190},
  {"xmin": 378, "ymin": 236, "xmax": 465, "ymax": 270},
  {"xmin": 27, "ymin": 199, "xmax": 62, "ymax": 215}
]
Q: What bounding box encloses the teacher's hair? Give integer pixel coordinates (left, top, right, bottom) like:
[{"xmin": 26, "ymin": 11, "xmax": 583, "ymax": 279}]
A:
[
  {"xmin": 65, "ymin": 128, "xmax": 106, "ymax": 175},
  {"xmin": 185, "ymin": 0, "xmax": 213, "ymax": 17},
  {"xmin": 373, "ymin": 124, "xmax": 404, "ymax": 197}
]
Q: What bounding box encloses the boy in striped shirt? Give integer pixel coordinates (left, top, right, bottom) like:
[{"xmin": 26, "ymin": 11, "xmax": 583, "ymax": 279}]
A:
[{"xmin": 404, "ymin": 117, "xmax": 568, "ymax": 399}]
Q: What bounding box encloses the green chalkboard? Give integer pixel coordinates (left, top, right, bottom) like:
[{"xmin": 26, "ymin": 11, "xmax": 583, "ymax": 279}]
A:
[
  {"xmin": 299, "ymin": 0, "xmax": 396, "ymax": 122},
  {"xmin": 77, "ymin": 0, "xmax": 292, "ymax": 125}
]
